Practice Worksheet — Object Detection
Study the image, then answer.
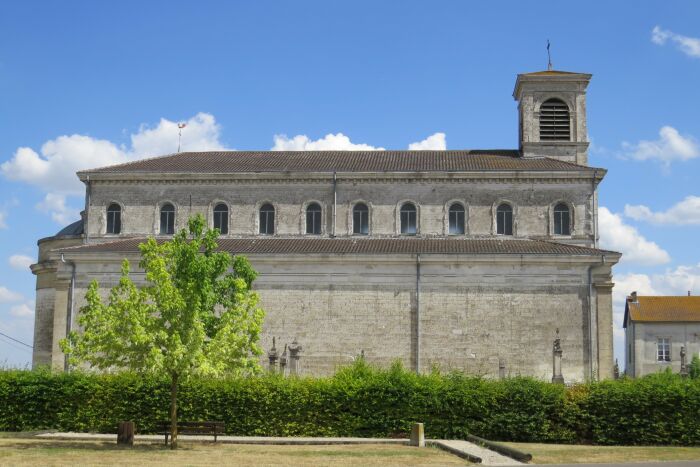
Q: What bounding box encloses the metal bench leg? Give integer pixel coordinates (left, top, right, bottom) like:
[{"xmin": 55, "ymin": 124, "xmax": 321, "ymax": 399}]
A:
[{"xmin": 164, "ymin": 433, "xmax": 168, "ymax": 446}]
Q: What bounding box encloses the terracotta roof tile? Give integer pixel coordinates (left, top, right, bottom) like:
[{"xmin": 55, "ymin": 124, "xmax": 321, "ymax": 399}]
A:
[
  {"xmin": 79, "ymin": 150, "xmax": 599, "ymax": 175},
  {"xmin": 627, "ymin": 296, "xmax": 700, "ymax": 323},
  {"xmin": 58, "ymin": 237, "xmax": 616, "ymax": 257}
]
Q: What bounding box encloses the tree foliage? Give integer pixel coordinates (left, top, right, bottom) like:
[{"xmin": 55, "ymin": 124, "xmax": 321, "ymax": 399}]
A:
[{"xmin": 60, "ymin": 214, "xmax": 264, "ymax": 447}]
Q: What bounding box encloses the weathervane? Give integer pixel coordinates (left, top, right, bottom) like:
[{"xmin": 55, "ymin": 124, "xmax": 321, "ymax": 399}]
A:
[
  {"xmin": 177, "ymin": 122, "xmax": 187, "ymax": 153},
  {"xmin": 547, "ymin": 40, "xmax": 553, "ymax": 71}
]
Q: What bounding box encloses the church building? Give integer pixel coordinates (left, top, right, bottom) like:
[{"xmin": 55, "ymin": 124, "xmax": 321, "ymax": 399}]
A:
[{"xmin": 31, "ymin": 69, "xmax": 620, "ymax": 381}]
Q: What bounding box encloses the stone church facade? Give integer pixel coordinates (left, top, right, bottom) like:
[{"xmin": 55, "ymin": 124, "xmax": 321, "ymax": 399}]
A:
[{"xmin": 31, "ymin": 70, "xmax": 620, "ymax": 381}]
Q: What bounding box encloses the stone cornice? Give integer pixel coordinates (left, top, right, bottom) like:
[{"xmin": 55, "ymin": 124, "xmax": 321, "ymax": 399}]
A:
[{"xmin": 84, "ymin": 170, "xmax": 603, "ymax": 185}]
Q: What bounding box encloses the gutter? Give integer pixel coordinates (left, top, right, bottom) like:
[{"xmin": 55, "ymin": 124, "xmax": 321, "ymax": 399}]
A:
[{"xmin": 61, "ymin": 253, "xmax": 76, "ymax": 372}]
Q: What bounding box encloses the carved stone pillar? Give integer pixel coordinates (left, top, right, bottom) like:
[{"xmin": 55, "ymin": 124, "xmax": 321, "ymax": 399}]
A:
[{"xmin": 552, "ymin": 329, "xmax": 564, "ymax": 384}]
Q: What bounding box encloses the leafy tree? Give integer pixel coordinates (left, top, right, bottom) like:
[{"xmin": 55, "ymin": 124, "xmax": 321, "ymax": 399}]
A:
[
  {"xmin": 690, "ymin": 355, "xmax": 700, "ymax": 379},
  {"xmin": 61, "ymin": 214, "xmax": 265, "ymax": 448}
]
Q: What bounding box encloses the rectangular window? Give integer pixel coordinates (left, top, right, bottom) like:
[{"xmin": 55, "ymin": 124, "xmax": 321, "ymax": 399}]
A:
[
  {"xmin": 400, "ymin": 210, "xmax": 417, "ymax": 235},
  {"xmin": 657, "ymin": 338, "xmax": 670, "ymax": 362},
  {"xmin": 497, "ymin": 210, "xmax": 513, "ymax": 235},
  {"xmin": 449, "ymin": 210, "xmax": 465, "ymax": 235},
  {"xmin": 213, "ymin": 211, "xmax": 228, "ymax": 234},
  {"xmin": 353, "ymin": 210, "xmax": 369, "ymax": 235},
  {"xmin": 160, "ymin": 211, "xmax": 174, "ymax": 234},
  {"xmin": 107, "ymin": 211, "xmax": 121, "ymax": 234},
  {"xmin": 306, "ymin": 210, "xmax": 321, "ymax": 234},
  {"xmin": 260, "ymin": 211, "xmax": 274, "ymax": 235}
]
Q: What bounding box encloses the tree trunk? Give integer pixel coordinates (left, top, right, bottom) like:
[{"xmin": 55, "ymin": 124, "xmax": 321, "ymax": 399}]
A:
[{"xmin": 170, "ymin": 373, "xmax": 179, "ymax": 450}]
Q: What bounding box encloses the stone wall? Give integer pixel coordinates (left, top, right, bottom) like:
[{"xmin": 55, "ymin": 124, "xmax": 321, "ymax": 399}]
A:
[
  {"xmin": 85, "ymin": 177, "xmax": 596, "ymax": 246},
  {"xmin": 630, "ymin": 322, "xmax": 700, "ymax": 377},
  {"xmin": 50, "ymin": 252, "xmax": 612, "ymax": 382}
]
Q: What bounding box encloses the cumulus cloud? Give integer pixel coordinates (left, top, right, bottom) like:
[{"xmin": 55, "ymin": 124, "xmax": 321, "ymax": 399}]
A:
[
  {"xmin": 624, "ymin": 196, "xmax": 700, "ymax": 225},
  {"xmin": 36, "ymin": 194, "xmax": 80, "ymax": 226},
  {"xmin": 620, "ymin": 126, "xmax": 699, "ymax": 164},
  {"xmin": 408, "ymin": 132, "xmax": 447, "ymax": 150},
  {"xmin": 1, "ymin": 113, "xmax": 225, "ymax": 224},
  {"xmin": 8, "ymin": 255, "xmax": 33, "ymax": 271},
  {"xmin": 652, "ymin": 26, "xmax": 700, "ymax": 58},
  {"xmin": 0, "ymin": 286, "xmax": 23, "ymax": 303},
  {"xmin": 598, "ymin": 207, "xmax": 670, "ymax": 265},
  {"xmin": 271, "ymin": 133, "xmax": 384, "ymax": 151},
  {"xmin": 9, "ymin": 303, "xmax": 34, "ymax": 319}
]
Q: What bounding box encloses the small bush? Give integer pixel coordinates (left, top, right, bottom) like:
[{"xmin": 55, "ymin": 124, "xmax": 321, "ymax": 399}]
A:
[{"xmin": 1, "ymin": 363, "xmax": 698, "ymax": 445}]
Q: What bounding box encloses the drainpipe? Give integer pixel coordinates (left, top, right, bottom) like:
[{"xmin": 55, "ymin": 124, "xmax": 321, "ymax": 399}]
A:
[
  {"xmin": 332, "ymin": 172, "xmax": 337, "ymax": 237},
  {"xmin": 591, "ymin": 169, "xmax": 598, "ymax": 248},
  {"xmin": 415, "ymin": 253, "xmax": 421, "ymax": 374},
  {"xmin": 61, "ymin": 253, "xmax": 76, "ymax": 372}
]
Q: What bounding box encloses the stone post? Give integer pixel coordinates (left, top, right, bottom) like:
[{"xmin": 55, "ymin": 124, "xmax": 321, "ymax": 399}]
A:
[
  {"xmin": 409, "ymin": 423, "xmax": 425, "ymax": 447},
  {"xmin": 613, "ymin": 359, "xmax": 620, "ymax": 380},
  {"xmin": 498, "ymin": 358, "xmax": 506, "ymax": 379},
  {"xmin": 552, "ymin": 329, "xmax": 564, "ymax": 384},
  {"xmin": 288, "ymin": 339, "xmax": 302, "ymax": 376},
  {"xmin": 279, "ymin": 344, "xmax": 288, "ymax": 376},
  {"xmin": 268, "ymin": 337, "xmax": 279, "ymax": 373},
  {"xmin": 680, "ymin": 346, "xmax": 689, "ymax": 378}
]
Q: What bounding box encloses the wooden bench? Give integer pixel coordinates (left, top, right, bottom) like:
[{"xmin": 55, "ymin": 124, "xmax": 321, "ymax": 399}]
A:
[{"xmin": 157, "ymin": 421, "xmax": 225, "ymax": 445}]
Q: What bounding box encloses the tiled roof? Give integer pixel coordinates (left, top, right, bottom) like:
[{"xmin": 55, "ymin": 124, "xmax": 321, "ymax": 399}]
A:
[
  {"xmin": 58, "ymin": 237, "xmax": 616, "ymax": 256},
  {"xmin": 626, "ymin": 296, "xmax": 700, "ymax": 324},
  {"xmin": 79, "ymin": 150, "xmax": 599, "ymax": 175}
]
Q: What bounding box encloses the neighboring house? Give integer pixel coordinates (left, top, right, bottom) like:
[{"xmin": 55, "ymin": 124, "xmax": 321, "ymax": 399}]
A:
[
  {"xmin": 624, "ymin": 292, "xmax": 700, "ymax": 377},
  {"xmin": 31, "ymin": 68, "xmax": 621, "ymax": 381}
]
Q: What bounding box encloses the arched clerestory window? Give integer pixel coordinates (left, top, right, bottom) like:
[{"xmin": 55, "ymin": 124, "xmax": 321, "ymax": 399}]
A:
[
  {"xmin": 306, "ymin": 203, "xmax": 322, "ymax": 235},
  {"xmin": 539, "ymin": 98, "xmax": 570, "ymax": 141},
  {"xmin": 259, "ymin": 203, "xmax": 275, "ymax": 235},
  {"xmin": 553, "ymin": 203, "xmax": 571, "ymax": 235},
  {"xmin": 160, "ymin": 203, "xmax": 175, "ymax": 235},
  {"xmin": 448, "ymin": 203, "xmax": 465, "ymax": 235},
  {"xmin": 496, "ymin": 203, "xmax": 513, "ymax": 236},
  {"xmin": 353, "ymin": 203, "xmax": 369, "ymax": 235},
  {"xmin": 213, "ymin": 203, "xmax": 229, "ymax": 234},
  {"xmin": 106, "ymin": 203, "xmax": 121, "ymax": 234},
  {"xmin": 400, "ymin": 203, "xmax": 417, "ymax": 235}
]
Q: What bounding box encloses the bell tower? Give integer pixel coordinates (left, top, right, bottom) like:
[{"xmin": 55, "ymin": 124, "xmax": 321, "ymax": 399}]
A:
[{"xmin": 513, "ymin": 70, "xmax": 592, "ymax": 166}]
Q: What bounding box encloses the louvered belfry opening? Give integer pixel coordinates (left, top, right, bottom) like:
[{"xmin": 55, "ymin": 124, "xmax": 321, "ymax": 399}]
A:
[{"xmin": 539, "ymin": 98, "xmax": 570, "ymax": 141}]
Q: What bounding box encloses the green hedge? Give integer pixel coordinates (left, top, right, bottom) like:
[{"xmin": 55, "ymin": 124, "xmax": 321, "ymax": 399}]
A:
[{"xmin": 1, "ymin": 362, "xmax": 699, "ymax": 445}]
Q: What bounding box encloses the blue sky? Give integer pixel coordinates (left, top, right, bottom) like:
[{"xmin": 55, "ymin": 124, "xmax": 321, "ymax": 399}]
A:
[{"xmin": 1, "ymin": 1, "xmax": 699, "ymax": 368}]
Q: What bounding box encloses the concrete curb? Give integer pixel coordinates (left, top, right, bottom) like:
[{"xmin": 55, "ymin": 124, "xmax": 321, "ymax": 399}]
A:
[{"xmin": 428, "ymin": 440, "xmax": 483, "ymax": 463}]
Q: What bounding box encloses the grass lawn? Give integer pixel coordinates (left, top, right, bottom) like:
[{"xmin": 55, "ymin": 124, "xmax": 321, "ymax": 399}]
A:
[
  {"xmin": 504, "ymin": 442, "xmax": 700, "ymax": 464},
  {"xmin": 0, "ymin": 437, "xmax": 469, "ymax": 466}
]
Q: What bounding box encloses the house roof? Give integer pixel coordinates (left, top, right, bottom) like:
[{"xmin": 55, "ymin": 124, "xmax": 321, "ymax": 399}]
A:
[
  {"xmin": 57, "ymin": 236, "xmax": 617, "ymax": 257},
  {"xmin": 624, "ymin": 296, "xmax": 700, "ymax": 326},
  {"xmin": 78, "ymin": 150, "xmax": 600, "ymax": 176}
]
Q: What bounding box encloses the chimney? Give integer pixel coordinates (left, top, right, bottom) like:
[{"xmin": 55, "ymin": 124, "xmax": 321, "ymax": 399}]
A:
[{"xmin": 630, "ymin": 291, "xmax": 638, "ymax": 303}]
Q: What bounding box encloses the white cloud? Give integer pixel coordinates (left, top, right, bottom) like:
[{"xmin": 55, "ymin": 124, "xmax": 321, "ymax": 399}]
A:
[
  {"xmin": 36, "ymin": 194, "xmax": 80, "ymax": 226},
  {"xmin": 408, "ymin": 132, "xmax": 447, "ymax": 150},
  {"xmin": 652, "ymin": 26, "xmax": 700, "ymax": 58},
  {"xmin": 0, "ymin": 211, "xmax": 6, "ymax": 230},
  {"xmin": 621, "ymin": 126, "xmax": 699, "ymax": 164},
  {"xmin": 9, "ymin": 303, "xmax": 34, "ymax": 319},
  {"xmin": 598, "ymin": 207, "xmax": 670, "ymax": 265},
  {"xmin": 1, "ymin": 113, "xmax": 225, "ymax": 224},
  {"xmin": 0, "ymin": 286, "xmax": 23, "ymax": 303},
  {"xmin": 624, "ymin": 196, "xmax": 700, "ymax": 225},
  {"xmin": 271, "ymin": 133, "xmax": 384, "ymax": 151},
  {"xmin": 8, "ymin": 255, "xmax": 33, "ymax": 271}
]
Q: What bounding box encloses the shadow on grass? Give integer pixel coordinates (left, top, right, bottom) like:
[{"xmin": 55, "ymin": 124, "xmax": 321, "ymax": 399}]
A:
[{"xmin": 1, "ymin": 440, "xmax": 191, "ymax": 452}]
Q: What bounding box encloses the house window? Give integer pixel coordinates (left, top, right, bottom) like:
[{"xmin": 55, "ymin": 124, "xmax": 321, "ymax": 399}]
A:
[
  {"xmin": 400, "ymin": 203, "xmax": 417, "ymax": 235},
  {"xmin": 496, "ymin": 203, "xmax": 513, "ymax": 235},
  {"xmin": 657, "ymin": 338, "xmax": 670, "ymax": 362},
  {"xmin": 539, "ymin": 98, "xmax": 570, "ymax": 141},
  {"xmin": 106, "ymin": 203, "xmax": 121, "ymax": 234},
  {"xmin": 259, "ymin": 203, "xmax": 275, "ymax": 235},
  {"xmin": 213, "ymin": 203, "xmax": 229, "ymax": 235},
  {"xmin": 448, "ymin": 203, "xmax": 465, "ymax": 235},
  {"xmin": 353, "ymin": 203, "xmax": 369, "ymax": 235},
  {"xmin": 553, "ymin": 203, "xmax": 571, "ymax": 235},
  {"xmin": 306, "ymin": 203, "xmax": 322, "ymax": 235},
  {"xmin": 160, "ymin": 203, "xmax": 175, "ymax": 235}
]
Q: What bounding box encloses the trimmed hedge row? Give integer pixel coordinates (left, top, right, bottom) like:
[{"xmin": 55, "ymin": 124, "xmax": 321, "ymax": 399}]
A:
[{"xmin": 1, "ymin": 362, "xmax": 699, "ymax": 445}]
